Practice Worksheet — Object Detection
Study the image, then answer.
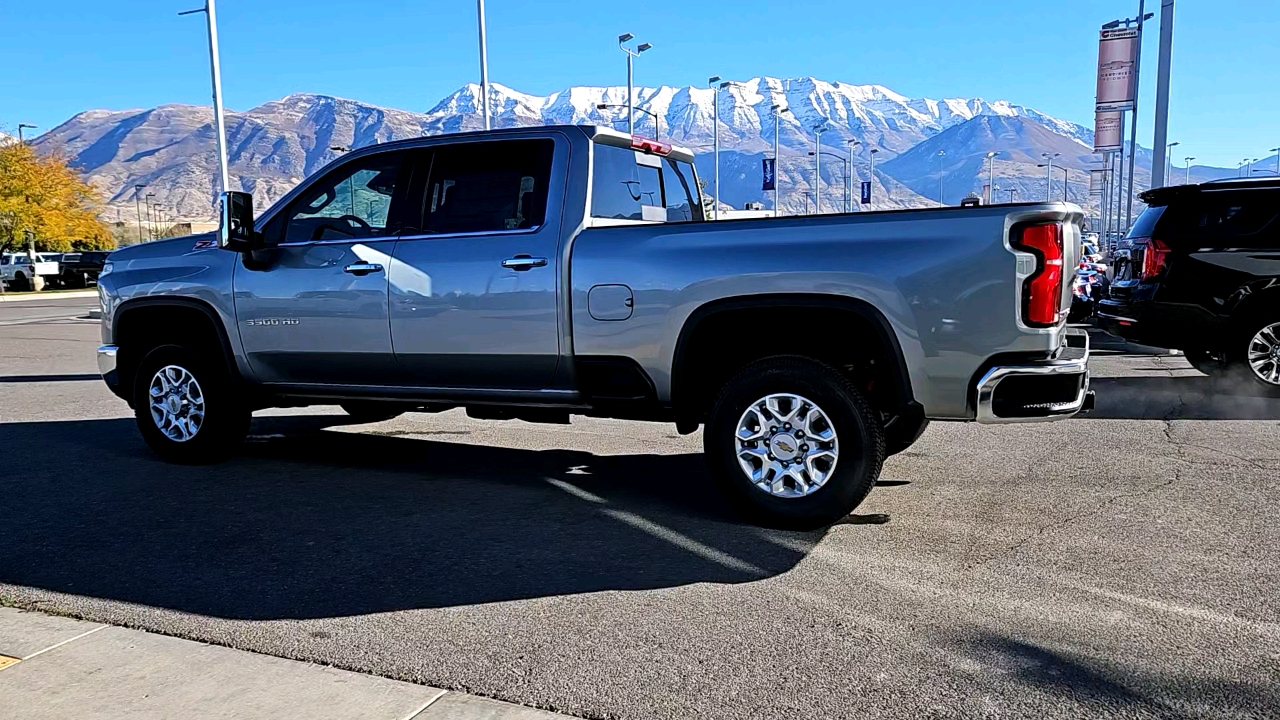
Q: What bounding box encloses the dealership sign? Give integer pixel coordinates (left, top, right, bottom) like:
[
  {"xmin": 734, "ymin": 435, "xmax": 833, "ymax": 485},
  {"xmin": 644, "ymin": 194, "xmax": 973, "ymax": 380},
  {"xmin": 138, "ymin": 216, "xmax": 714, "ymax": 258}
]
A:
[
  {"xmin": 1094, "ymin": 110, "xmax": 1124, "ymax": 153},
  {"xmin": 1096, "ymin": 27, "xmax": 1140, "ymax": 111}
]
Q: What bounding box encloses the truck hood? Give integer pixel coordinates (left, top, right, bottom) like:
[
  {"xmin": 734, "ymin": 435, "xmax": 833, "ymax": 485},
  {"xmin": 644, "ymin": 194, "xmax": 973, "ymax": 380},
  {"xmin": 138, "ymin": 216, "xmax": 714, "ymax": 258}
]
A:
[{"xmin": 108, "ymin": 233, "xmax": 218, "ymax": 261}]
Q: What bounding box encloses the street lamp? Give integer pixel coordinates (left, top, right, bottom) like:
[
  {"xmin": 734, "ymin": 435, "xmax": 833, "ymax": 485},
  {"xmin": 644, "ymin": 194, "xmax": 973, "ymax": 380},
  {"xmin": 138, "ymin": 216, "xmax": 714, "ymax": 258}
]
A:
[
  {"xmin": 145, "ymin": 193, "xmax": 157, "ymax": 241},
  {"xmin": 477, "ymin": 0, "xmax": 491, "ymax": 129},
  {"xmin": 1041, "ymin": 152, "xmax": 1061, "ymax": 201},
  {"xmin": 771, "ymin": 104, "xmax": 790, "ymax": 217},
  {"xmin": 1038, "ymin": 163, "xmax": 1069, "ymax": 201},
  {"xmin": 1183, "ymin": 156, "xmax": 1195, "ymax": 185},
  {"xmin": 813, "ymin": 124, "xmax": 828, "ymax": 214},
  {"xmin": 809, "ymin": 150, "xmax": 848, "ymax": 213},
  {"xmin": 16, "ymin": 123, "xmax": 37, "ymax": 144},
  {"xmin": 134, "ymin": 185, "xmax": 148, "ymax": 243},
  {"xmin": 619, "ymin": 34, "xmax": 651, "ymax": 137},
  {"xmin": 936, "ymin": 150, "xmax": 946, "ymax": 207},
  {"xmin": 985, "ymin": 151, "xmax": 999, "ymax": 205},
  {"xmin": 1006, "ymin": 187, "xmax": 1018, "ymax": 203},
  {"xmin": 1164, "ymin": 141, "xmax": 1180, "ymax": 186},
  {"xmin": 178, "ymin": 0, "xmax": 230, "ymax": 195},
  {"xmin": 869, "ymin": 148, "xmax": 880, "ymax": 206},
  {"xmin": 708, "ymin": 76, "xmax": 722, "ymax": 220},
  {"xmin": 846, "ymin": 139, "xmax": 861, "ymax": 212},
  {"xmin": 597, "ymin": 103, "xmax": 659, "ymax": 139}
]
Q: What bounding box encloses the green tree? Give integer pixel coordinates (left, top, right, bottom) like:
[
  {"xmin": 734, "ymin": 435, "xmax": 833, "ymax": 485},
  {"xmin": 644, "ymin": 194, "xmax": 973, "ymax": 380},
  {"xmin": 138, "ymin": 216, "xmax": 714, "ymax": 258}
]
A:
[{"xmin": 0, "ymin": 141, "xmax": 113, "ymax": 253}]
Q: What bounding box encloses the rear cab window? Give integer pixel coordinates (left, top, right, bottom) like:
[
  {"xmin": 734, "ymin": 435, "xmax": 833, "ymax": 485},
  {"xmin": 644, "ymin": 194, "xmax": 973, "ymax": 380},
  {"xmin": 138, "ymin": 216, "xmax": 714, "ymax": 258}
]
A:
[{"xmin": 591, "ymin": 142, "xmax": 703, "ymax": 224}]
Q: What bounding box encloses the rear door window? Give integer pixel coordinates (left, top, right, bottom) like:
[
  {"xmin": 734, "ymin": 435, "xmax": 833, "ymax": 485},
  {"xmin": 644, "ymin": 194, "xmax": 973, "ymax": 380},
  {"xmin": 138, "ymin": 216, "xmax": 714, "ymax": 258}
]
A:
[{"xmin": 419, "ymin": 139, "xmax": 554, "ymax": 235}]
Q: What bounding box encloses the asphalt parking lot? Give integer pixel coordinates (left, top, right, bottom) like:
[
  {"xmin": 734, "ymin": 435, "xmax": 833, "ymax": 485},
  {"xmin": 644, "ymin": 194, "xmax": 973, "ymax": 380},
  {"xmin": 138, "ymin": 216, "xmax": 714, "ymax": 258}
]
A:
[{"xmin": 2, "ymin": 295, "xmax": 1279, "ymax": 720}]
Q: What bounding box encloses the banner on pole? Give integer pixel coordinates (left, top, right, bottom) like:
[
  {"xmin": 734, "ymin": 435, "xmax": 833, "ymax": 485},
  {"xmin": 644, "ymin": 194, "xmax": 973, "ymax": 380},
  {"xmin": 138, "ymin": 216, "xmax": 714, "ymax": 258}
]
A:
[
  {"xmin": 860, "ymin": 181, "xmax": 871, "ymax": 205},
  {"xmin": 1096, "ymin": 27, "xmax": 1140, "ymax": 111},
  {"xmin": 762, "ymin": 158, "xmax": 776, "ymax": 191},
  {"xmin": 1089, "ymin": 169, "xmax": 1107, "ymax": 195},
  {"xmin": 1094, "ymin": 110, "xmax": 1124, "ymax": 152}
]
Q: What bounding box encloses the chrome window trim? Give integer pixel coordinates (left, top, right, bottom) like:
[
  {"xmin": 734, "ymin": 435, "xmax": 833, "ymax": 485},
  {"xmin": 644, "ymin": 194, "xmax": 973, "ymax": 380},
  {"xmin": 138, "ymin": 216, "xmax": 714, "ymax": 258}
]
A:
[{"xmin": 394, "ymin": 225, "xmax": 544, "ymax": 243}]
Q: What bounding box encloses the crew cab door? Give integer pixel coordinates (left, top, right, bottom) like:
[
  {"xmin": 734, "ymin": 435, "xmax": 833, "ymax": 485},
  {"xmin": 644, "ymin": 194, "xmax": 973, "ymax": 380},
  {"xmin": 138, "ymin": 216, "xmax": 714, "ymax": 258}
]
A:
[
  {"xmin": 233, "ymin": 149, "xmax": 411, "ymax": 385},
  {"xmin": 388, "ymin": 137, "xmax": 563, "ymax": 389}
]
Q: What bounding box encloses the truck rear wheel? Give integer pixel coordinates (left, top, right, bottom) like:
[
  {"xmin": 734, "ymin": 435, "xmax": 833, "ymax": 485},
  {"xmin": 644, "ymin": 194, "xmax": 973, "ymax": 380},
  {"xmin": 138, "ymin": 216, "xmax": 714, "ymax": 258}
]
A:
[
  {"xmin": 704, "ymin": 357, "xmax": 885, "ymax": 529},
  {"xmin": 133, "ymin": 345, "xmax": 249, "ymax": 464}
]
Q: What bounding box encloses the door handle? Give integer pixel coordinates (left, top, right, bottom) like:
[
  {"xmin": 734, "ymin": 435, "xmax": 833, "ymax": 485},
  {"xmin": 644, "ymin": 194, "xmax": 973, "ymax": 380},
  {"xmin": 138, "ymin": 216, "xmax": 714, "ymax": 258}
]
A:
[
  {"xmin": 343, "ymin": 262, "xmax": 384, "ymax": 276},
  {"xmin": 502, "ymin": 255, "xmax": 548, "ymax": 271}
]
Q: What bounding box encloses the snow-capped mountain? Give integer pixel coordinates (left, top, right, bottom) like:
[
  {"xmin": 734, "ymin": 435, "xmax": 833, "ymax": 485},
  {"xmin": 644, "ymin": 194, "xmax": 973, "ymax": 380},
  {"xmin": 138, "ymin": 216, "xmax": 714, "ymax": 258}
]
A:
[{"xmin": 34, "ymin": 76, "xmax": 1128, "ymax": 220}]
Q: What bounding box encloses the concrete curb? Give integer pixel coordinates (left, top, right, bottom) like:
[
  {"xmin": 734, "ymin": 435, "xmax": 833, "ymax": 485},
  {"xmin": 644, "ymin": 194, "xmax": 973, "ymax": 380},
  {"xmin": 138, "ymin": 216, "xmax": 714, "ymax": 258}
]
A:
[
  {"xmin": 0, "ymin": 290, "xmax": 99, "ymax": 303},
  {"xmin": 0, "ymin": 607, "xmax": 576, "ymax": 719}
]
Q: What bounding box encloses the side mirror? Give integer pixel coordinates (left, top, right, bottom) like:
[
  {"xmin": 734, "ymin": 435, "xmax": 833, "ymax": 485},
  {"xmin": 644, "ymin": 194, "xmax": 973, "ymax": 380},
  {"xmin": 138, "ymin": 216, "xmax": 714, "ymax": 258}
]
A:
[{"xmin": 218, "ymin": 191, "xmax": 261, "ymax": 252}]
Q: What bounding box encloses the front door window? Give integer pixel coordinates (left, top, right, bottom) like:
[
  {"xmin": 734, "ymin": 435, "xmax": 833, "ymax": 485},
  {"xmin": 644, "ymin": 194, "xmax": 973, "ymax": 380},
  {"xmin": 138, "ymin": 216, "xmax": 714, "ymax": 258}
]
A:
[{"xmin": 282, "ymin": 154, "xmax": 404, "ymax": 244}]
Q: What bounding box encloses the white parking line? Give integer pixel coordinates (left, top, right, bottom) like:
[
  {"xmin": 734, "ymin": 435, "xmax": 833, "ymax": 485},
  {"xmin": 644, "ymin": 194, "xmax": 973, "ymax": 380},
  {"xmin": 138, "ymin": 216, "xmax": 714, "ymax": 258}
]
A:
[{"xmin": 21, "ymin": 624, "xmax": 109, "ymax": 661}]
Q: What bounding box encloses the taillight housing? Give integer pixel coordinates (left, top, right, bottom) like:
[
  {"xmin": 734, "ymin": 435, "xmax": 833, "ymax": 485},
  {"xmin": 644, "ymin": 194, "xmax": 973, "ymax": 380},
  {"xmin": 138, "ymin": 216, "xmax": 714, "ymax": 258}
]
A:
[
  {"xmin": 1012, "ymin": 222, "xmax": 1064, "ymax": 327},
  {"xmin": 1140, "ymin": 237, "xmax": 1170, "ymax": 279}
]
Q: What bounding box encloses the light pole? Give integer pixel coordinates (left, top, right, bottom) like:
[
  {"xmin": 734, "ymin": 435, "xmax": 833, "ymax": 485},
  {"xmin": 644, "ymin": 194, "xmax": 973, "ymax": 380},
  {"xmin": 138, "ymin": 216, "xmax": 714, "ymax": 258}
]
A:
[
  {"xmin": 145, "ymin": 194, "xmax": 157, "ymax": 241},
  {"xmin": 596, "ymin": 103, "xmax": 659, "ymax": 139},
  {"xmin": 936, "ymin": 150, "xmax": 946, "ymax": 207},
  {"xmin": 1007, "ymin": 187, "xmax": 1018, "ymax": 203},
  {"xmin": 1164, "ymin": 141, "xmax": 1180, "ymax": 186},
  {"xmin": 134, "ymin": 185, "xmax": 147, "ymax": 243},
  {"xmin": 813, "ymin": 124, "xmax": 828, "ymax": 214},
  {"xmin": 1041, "ymin": 152, "xmax": 1060, "ymax": 201},
  {"xmin": 810, "ymin": 151, "xmax": 848, "ymax": 213},
  {"xmin": 1183, "ymin": 156, "xmax": 1195, "ymax": 184},
  {"xmin": 1150, "ymin": 0, "xmax": 1176, "ymax": 189},
  {"xmin": 708, "ymin": 76, "xmax": 722, "ymax": 220},
  {"xmin": 1038, "ymin": 163, "xmax": 1069, "ymax": 202},
  {"xmin": 869, "ymin": 148, "xmax": 879, "ymax": 207},
  {"xmin": 619, "ymin": 34, "xmax": 651, "ymax": 137},
  {"xmin": 771, "ymin": 104, "xmax": 790, "ymax": 217},
  {"xmin": 16, "ymin": 123, "xmax": 37, "ymax": 144},
  {"xmin": 178, "ymin": 0, "xmax": 231, "ymax": 196},
  {"xmin": 846, "ymin": 139, "xmax": 860, "ymax": 212},
  {"xmin": 477, "ymin": 0, "xmax": 491, "ymax": 130},
  {"xmin": 985, "ymin": 151, "xmax": 999, "ymax": 204}
]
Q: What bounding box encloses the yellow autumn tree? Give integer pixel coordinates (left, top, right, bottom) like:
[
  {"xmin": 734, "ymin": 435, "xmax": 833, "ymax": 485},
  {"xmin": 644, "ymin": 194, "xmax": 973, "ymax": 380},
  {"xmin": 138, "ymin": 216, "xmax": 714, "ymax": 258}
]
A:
[{"xmin": 0, "ymin": 141, "xmax": 114, "ymax": 253}]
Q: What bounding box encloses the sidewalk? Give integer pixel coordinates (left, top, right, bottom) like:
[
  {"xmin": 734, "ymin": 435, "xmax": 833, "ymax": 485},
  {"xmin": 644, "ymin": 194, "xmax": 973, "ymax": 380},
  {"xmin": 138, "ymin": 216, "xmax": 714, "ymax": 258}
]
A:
[
  {"xmin": 0, "ymin": 289, "xmax": 99, "ymax": 303},
  {"xmin": 0, "ymin": 607, "xmax": 574, "ymax": 720}
]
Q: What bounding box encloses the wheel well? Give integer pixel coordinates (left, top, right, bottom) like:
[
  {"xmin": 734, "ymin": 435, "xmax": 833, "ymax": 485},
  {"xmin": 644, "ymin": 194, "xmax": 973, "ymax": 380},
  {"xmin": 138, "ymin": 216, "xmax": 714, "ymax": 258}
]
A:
[
  {"xmin": 114, "ymin": 301, "xmax": 238, "ymax": 397},
  {"xmin": 672, "ymin": 297, "xmax": 913, "ymax": 425},
  {"xmin": 1231, "ymin": 283, "xmax": 1280, "ymax": 331}
]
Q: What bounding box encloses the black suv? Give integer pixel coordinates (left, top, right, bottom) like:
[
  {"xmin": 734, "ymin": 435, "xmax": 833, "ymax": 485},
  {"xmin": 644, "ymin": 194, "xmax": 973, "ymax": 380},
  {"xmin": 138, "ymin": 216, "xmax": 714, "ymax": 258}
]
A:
[
  {"xmin": 1098, "ymin": 177, "xmax": 1280, "ymax": 395},
  {"xmin": 56, "ymin": 251, "xmax": 110, "ymax": 288}
]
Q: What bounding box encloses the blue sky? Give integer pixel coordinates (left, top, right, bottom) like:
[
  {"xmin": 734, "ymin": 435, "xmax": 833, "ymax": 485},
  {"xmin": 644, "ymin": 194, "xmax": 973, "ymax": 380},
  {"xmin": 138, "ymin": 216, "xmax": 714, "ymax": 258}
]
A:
[{"xmin": 1, "ymin": 0, "xmax": 1276, "ymax": 169}]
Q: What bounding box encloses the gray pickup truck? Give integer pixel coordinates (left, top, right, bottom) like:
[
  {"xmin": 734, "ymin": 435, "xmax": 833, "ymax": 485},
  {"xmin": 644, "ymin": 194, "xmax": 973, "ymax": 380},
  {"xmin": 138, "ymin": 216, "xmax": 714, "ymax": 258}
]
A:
[{"xmin": 96, "ymin": 125, "xmax": 1091, "ymax": 527}]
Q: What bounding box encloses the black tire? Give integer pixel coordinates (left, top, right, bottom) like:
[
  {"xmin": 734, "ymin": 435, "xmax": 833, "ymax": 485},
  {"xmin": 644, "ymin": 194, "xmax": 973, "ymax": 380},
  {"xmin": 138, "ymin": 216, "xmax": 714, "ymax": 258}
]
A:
[
  {"xmin": 11, "ymin": 273, "xmax": 30, "ymax": 292},
  {"xmin": 704, "ymin": 356, "xmax": 886, "ymax": 529},
  {"xmin": 133, "ymin": 344, "xmax": 249, "ymax": 464},
  {"xmin": 340, "ymin": 401, "xmax": 406, "ymax": 423},
  {"xmin": 1223, "ymin": 313, "xmax": 1280, "ymax": 398}
]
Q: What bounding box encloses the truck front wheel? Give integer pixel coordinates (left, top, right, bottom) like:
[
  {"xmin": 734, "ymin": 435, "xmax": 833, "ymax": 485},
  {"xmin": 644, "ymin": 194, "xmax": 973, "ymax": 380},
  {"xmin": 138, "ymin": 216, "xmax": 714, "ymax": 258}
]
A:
[
  {"xmin": 132, "ymin": 345, "xmax": 250, "ymax": 464},
  {"xmin": 704, "ymin": 357, "xmax": 885, "ymax": 529}
]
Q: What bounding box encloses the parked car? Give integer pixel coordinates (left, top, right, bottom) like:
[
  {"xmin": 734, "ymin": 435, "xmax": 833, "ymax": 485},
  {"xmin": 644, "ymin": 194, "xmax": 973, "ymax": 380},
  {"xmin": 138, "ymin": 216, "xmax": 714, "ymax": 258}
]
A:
[
  {"xmin": 95, "ymin": 125, "xmax": 1091, "ymax": 528},
  {"xmin": 56, "ymin": 251, "xmax": 110, "ymax": 288},
  {"xmin": 1098, "ymin": 177, "xmax": 1280, "ymax": 394},
  {"xmin": 1, "ymin": 253, "xmax": 60, "ymax": 291}
]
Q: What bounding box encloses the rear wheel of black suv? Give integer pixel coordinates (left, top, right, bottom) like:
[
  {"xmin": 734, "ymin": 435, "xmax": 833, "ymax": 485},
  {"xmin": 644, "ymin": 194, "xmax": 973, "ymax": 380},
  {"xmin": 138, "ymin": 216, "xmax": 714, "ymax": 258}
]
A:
[
  {"xmin": 1228, "ymin": 313, "xmax": 1280, "ymax": 398},
  {"xmin": 704, "ymin": 356, "xmax": 885, "ymax": 529},
  {"xmin": 133, "ymin": 345, "xmax": 250, "ymax": 464}
]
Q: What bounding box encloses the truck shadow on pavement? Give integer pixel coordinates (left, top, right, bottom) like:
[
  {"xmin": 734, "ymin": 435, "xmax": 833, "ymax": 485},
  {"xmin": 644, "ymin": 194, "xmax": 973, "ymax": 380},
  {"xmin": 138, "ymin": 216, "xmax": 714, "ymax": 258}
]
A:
[
  {"xmin": 1085, "ymin": 376, "xmax": 1280, "ymax": 420},
  {"xmin": 0, "ymin": 416, "xmax": 831, "ymax": 621},
  {"xmin": 962, "ymin": 633, "xmax": 1279, "ymax": 717}
]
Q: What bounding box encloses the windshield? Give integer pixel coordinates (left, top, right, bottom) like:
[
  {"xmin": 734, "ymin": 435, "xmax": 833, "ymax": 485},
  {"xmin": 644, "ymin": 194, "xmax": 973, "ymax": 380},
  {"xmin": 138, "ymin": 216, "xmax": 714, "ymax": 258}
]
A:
[{"xmin": 1126, "ymin": 205, "xmax": 1166, "ymax": 239}]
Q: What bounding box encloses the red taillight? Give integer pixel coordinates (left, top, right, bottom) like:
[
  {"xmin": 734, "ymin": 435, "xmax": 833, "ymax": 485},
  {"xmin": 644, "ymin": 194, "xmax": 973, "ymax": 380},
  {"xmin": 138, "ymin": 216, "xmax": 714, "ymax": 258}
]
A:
[
  {"xmin": 1140, "ymin": 237, "xmax": 1170, "ymax": 279},
  {"xmin": 630, "ymin": 137, "xmax": 672, "ymax": 156},
  {"xmin": 1013, "ymin": 222, "xmax": 1064, "ymax": 326}
]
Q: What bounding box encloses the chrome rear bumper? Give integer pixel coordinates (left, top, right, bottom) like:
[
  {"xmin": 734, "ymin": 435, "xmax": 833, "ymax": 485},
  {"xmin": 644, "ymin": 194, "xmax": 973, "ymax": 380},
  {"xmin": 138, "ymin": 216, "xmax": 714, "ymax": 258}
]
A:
[{"xmin": 976, "ymin": 328, "xmax": 1092, "ymax": 423}]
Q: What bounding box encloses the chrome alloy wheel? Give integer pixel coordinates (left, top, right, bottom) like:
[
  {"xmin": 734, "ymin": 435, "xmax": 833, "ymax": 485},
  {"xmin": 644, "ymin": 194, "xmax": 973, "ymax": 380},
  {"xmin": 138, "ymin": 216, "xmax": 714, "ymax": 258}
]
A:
[
  {"xmin": 734, "ymin": 393, "xmax": 839, "ymax": 498},
  {"xmin": 148, "ymin": 365, "xmax": 206, "ymax": 442},
  {"xmin": 1247, "ymin": 322, "xmax": 1280, "ymax": 386}
]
